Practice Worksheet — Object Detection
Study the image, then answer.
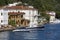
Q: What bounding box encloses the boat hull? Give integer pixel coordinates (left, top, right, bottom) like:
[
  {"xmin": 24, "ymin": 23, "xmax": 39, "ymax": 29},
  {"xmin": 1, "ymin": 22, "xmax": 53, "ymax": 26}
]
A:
[
  {"xmin": 26, "ymin": 26, "xmax": 44, "ymax": 29},
  {"xmin": 13, "ymin": 26, "xmax": 44, "ymax": 32}
]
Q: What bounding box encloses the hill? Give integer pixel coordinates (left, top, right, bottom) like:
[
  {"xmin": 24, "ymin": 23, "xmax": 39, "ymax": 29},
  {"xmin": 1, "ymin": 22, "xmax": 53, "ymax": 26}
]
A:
[{"xmin": 0, "ymin": 0, "xmax": 60, "ymax": 18}]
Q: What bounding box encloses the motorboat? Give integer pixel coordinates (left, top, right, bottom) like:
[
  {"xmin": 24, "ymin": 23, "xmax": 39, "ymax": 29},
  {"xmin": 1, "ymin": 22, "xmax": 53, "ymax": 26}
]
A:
[{"xmin": 13, "ymin": 25, "xmax": 44, "ymax": 32}]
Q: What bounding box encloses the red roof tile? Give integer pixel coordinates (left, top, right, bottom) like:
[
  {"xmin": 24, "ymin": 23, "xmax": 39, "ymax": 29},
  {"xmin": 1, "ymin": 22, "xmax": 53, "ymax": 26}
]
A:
[
  {"xmin": 4, "ymin": 6, "xmax": 37, "ymax": 10},
  {"xmin": 8, "ymin": 12, "xmax": 25, "ymax": 15}
]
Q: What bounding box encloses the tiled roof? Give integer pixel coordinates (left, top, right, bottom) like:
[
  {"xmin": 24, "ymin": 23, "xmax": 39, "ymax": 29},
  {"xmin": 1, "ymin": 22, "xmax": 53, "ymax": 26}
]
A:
[
  {"xmin": 4, "ymin": 6, "xmax": 37, "ymax": 10},
  {"xmin": 46, "ymin": 11, "xmax": 55, "ymax": 16},
  {"xmin": 8, "ymin": 12, "xmax": 25, "ymax": 15}
]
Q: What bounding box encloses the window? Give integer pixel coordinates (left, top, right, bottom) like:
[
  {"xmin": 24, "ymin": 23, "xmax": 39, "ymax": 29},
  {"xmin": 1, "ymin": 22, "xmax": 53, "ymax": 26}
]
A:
[
  {"xmin": 1, "ymin": 20, "xmax": 3, "ymax": 23},
  {"xmin": 21, "ymin": 20, "xmax": 23, "ymax": 24},
  {"xmin": 1, "ymin": 13, "xmax": 3, "ymax": 16},
  {"xmin": 18, "ymin": 11, "xmax": 20, "ymax": 13},
  {"xmin": 9, "ymin": 16, "xmax": 11, "ymax": 19},
  {"xmin": 21, "ymin": 15, "xmax": 23, "ymax": 18}
]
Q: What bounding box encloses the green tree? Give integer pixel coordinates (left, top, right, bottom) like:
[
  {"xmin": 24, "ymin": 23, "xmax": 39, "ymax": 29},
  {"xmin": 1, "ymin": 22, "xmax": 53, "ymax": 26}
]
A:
[
  {"xmin": 0, "ymin": 0, "xmax": 60, "ymax": 18},
  {"xmin": 0, "ymin": 0, "xmax": 6, "ymax": 6},
  {"xmin": 8, "ymin": 20, "xmax": 16, "ymax": 26}
]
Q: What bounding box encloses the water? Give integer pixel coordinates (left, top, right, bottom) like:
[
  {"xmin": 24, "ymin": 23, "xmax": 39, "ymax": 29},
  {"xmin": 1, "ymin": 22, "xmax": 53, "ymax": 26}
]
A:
[{"xmin": 0, "ymin": 23, "xmax": 60, "ymax": 40}]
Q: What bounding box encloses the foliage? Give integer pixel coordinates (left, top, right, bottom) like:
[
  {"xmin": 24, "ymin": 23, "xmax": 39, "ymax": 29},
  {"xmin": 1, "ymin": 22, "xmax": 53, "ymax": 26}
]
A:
[
  {"xmin": 0, "ymin": 0, "xmax": 60, "ymax": 18},
  {"xmin": 0, "ymin": 0, "xmax": 6, "ymax": 6},
  {"xmin": 8, "ymin": 20, "xmax": 16, "ymax": 26},
  {"xmin": 40, "ymin": 12, "xmax": 50, "ymax": 21},
  {"xmin": 19, "ymin": 0, "xmax": 60, "ymax": 18}
]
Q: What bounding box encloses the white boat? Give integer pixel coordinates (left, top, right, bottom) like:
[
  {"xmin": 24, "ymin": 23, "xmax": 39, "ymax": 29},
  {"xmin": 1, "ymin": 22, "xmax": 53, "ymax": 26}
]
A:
[
  {"xmin": 13, "ymin": 25, "xmax": 44, "ymax": 32},
  {"xmin": 13, "ymin": 29, "xmax": 30, "ymax": 32},
  {"xmin": 13, "ymin": 19, "xmax": 44, "ymax": 32},
  {"xmin": 13, "ymin": 28, "xmax": 44, "ymax": 32}
]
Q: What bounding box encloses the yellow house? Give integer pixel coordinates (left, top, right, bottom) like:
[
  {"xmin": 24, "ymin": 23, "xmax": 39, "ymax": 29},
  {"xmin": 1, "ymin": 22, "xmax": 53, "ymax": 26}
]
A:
[{"xmin": 8, "ymin": 12, "xmax": 30, "ymax": 27}]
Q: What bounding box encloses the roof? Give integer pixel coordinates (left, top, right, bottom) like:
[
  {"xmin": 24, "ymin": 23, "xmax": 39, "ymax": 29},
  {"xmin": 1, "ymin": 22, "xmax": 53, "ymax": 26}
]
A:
[
  {"xmin": 4, "ymin": 6, "xmax": 37, "ymax": 10},
  {"xmin": 46, "ymin": 11, "xmax": 56, "ymax": 16},
  {"xmin": 8, "ymin": 12, "xmax": 25, "ymax": 15}
]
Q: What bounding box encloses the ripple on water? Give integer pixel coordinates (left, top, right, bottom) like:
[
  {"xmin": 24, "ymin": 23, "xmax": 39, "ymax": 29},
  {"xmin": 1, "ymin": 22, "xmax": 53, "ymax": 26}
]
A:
[
  {"xmin": 0, "ymin": 24, "xmax": 60, "ymax": 40},
  {"xmin": 0, "ymin": 31, "xmax": 9, "ymax": 40}
]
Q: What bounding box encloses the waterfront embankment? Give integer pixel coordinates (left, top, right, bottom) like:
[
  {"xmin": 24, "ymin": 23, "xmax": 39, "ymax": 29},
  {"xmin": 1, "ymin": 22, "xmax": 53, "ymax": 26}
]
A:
[
  {"xmin": 0, "ymin": 26, "xmax": 16, "ymax": 32},
  {"xmin": 0, "ymin": 20, "xmax": 47, "ymax": 32}
]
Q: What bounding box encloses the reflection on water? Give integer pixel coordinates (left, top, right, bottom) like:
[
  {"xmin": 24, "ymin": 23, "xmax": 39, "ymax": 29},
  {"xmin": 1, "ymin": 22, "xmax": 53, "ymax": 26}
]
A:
[
  {"xmin": 0, "ymin": 30, "xmax": 45, "ymax": 40},
  {"xmin": 22, "ymin": 31, "xmax": 43, "ymax": 40},
  {"xmin": 0, "ymin": 31, "xmax": 9, "ymax": 40},
  {"xmin": 12, "ymin": 30, "xmax": 45, "ymax": 40}
]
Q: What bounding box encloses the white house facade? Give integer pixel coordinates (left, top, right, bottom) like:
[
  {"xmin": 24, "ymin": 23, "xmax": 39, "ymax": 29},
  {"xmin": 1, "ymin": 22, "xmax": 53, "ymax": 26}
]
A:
[
  {"xmin": 0, "ymin": 9, "xmax": 8, "ymax": 27},
  {"xmin": 46, "ymin": 11, "xmax": 56, "ymax": 23},
  {"xmin": 3, "ymin": 5, "xmax": 39, "ymax": 27}
]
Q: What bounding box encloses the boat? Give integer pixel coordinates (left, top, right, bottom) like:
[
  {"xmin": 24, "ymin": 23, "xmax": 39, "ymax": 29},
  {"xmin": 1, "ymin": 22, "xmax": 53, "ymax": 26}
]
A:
[
  {"xmin": 26, "ymin": 25, "xmax": 44, "ymax": 29},
  {"xmin": 13, "ymin": 18, "xmax": 45, "ymax": 32},
  {"xmin": 13, "ymin": 29, "xmax": 30, "ymax": 32},
  {"xmin": 13, "ymin": 28, "xmax": 44, "ymax": 32},
  {"xmin": 13, "ymin": 25, "xmax": 44, "ymax": 32}
]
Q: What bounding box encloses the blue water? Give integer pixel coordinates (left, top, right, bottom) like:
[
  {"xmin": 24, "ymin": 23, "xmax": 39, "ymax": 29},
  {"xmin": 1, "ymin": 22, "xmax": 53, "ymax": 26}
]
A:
[{"xmin": 0, "ymin": 23, "xmax": 60, "ymax": 40}]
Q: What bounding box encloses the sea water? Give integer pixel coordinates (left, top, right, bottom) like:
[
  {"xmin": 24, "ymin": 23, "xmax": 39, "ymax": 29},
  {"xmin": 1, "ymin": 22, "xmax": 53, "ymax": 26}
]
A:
[{"xmin": 0, "ymin": 23, "xmax": 60, "ymax": 40}]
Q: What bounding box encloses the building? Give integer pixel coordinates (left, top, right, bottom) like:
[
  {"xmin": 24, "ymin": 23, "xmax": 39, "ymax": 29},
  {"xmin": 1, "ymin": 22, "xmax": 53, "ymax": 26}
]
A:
[
  {"xmin": 3, "ymin": 5, "xmax": 38, "ymax": 27},
  {"xmin": 0, "ymin": 7, "xmax": 8, "ymax": 27},
  {"xmin": 8, "ymin": 12, "xmax": 30, "ymax": 27},
  {"xmin": 0, "ymin": 5, "xmax": 39, "ymax": 27},
  {"xmin": 46, "ymin": 11, "xmax": 56, "ymax": 23}
]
